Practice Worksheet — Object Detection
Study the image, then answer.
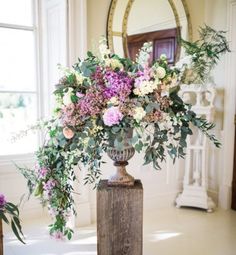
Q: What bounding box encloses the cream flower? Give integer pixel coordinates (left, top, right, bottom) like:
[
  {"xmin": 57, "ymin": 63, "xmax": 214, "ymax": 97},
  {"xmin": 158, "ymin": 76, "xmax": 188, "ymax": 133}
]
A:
[
  {"xmin": 133, "ymin": 107, "xmax": 146, "ymax": 122},
  {"xmin": 105, "ymin": 58, "xmax": 123, "ymax": 70},
  {"xmin": 133, "ymin": 80, "xmax": 157, "ymax": 97},
  {"xmin": 156, "ymin": 66, "xmax": 166, "ymax": 79},
  {"xmin": 107, "ymin": 96, "xmax": 119, "ymax": 105},
  {"xmin": 99, "ymin": 37, "xmax": 111, "ymax": 58},
  {"xmin": 63, "ymin": 88, "xmax": 74, "ymax": 106},
  {"xmin": 74, "ymin": 72, "xmax": 85, "ymax": 84}
]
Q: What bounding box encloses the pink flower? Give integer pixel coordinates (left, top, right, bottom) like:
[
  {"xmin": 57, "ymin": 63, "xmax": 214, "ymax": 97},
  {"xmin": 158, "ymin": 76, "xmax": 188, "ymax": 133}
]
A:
[
  {"xmin": 103, "ymin": 106, "xmax": 123, "ymax": 126},
  {"xmin": 39, "ymin": 167, "xmax": 48, "ymax": 178},
  {"xmin": 76, "ymin": 92, "xmax": 84, "ymax": 98},
  {"xmin": 51, "ymin": 231, "xmax": 64, "ymax": 241},
  {"xmin": 0, "ymin": 194, "xmax": 6, "ymax": 208},
  {"xmin": 63, "ymin": 127, "xmax": 75, "ymax": 139}
]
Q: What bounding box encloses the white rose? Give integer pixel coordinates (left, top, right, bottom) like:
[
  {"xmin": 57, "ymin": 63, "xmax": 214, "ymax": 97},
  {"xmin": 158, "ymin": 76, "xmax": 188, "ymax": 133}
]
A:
[
  {"xmin": 63, "ymin": 88, "xmax": 74, "ymax": 106},
  {"xmin": 156, "ymin": 66, "xmax": 166, "ymax": 79},
  {"xmin": 133, "ymin": 107, "xmax": 146, "ymax": 122}
]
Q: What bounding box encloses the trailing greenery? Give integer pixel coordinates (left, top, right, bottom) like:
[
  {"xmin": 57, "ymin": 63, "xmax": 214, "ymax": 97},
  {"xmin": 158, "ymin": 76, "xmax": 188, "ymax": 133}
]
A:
[
  {"xmin": 180, "ymin": 24, "xmax": 230, "ymax": 84},
  {"xmin": 0, "ymin": 195, "xmax": 25, "ymax": 244}
]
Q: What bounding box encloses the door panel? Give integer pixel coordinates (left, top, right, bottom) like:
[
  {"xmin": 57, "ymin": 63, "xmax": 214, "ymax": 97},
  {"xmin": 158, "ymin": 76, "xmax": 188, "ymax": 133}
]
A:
[{"xmin": 127, "ymin": 27, "xmax": 179, "ymax": 64}]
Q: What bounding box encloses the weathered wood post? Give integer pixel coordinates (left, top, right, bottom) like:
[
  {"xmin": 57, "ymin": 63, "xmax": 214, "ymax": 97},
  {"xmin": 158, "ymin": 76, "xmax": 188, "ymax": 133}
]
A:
[
  {"xmin": 0, "ymin": 219, "xmax": 3, "ymax": 255},
  {"xmin": 97, "ymin": 180, "xmax": 143, "ymax": 255}
]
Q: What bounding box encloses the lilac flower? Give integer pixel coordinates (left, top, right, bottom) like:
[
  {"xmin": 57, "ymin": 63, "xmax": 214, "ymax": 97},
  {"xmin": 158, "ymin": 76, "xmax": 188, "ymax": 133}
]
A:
[
  {"xmin": 38, "ymin": 167, "xmax": 49, "ymax": 178},
  {"xmin": 103, "ymin": 70, "xmax": 133, "ymax": 101},
  {"xmin": 55, "ymin": 231, "xmax": 64, "ymax": 240},
  {"xmin": 43, "ymin": 179, "xmax": 57, "ymax": 198},
  {"xmin": 51, "ymin": 231, "xmax": 65, "ymax": 241},
  {"xmin": 0, "ymin": 194, "xmax": 6, "ymax": 208},
  {"xmin": 134, "ymin": 68, "xmax": 151, "ymax": 88},
  {"xmin": 103, "ymin": 106, "xmax": 123, "ymax": 126},
  {"xmin": 48, "ymin": 206, "xmax": 59, "ymax": 217}
]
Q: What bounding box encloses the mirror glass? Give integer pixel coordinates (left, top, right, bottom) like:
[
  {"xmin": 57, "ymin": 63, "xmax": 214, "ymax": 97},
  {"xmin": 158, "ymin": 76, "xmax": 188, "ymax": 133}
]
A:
[{"xmin": 107, "ymin": 0, "xmax": 192, "ymax": 63}]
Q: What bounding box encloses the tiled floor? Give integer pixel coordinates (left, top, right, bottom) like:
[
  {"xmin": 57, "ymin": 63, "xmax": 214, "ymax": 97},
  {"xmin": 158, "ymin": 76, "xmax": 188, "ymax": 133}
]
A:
[{"xmin": 3, "ymin": 207, "xmax": 236, "ymax": 255}]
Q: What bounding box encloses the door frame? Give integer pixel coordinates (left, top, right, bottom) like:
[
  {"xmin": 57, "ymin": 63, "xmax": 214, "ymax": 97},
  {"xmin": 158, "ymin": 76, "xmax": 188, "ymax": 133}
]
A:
[{"xmin": 219, "ymin": 0, "xmax": 236, "ymax": 209}]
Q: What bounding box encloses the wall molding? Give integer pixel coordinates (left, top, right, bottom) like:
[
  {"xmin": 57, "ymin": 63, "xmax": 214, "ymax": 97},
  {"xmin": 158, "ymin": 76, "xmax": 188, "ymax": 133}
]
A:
[{"xmin": 219, "ymin": 0, "xmax": 236, "ymax": 209}]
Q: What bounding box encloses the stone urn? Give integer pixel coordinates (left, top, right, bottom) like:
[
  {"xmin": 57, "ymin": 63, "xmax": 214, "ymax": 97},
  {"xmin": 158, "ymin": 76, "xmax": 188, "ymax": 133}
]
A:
[{"xmin": 107, "ymin": 129, "xmax": 135, "ymax": 186}]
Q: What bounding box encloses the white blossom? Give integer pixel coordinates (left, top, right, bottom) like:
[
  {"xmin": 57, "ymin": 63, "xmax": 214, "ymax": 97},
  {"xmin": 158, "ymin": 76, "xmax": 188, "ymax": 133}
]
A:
[
  {"xmin": 156, "ymin": 66, "xmax": 166, "ymax": 79},
  {"xmin": 133, "ymin": 80, "xmax": 158, "ymax": 97},
  {"xmin": 63, "ymin": 88, "xmax": 74, "ymax": 106},
  {"xmin": 105, "ymin": 58, "xmax": 123, "ymax": 70},
  {"xmin": 133, "ymin": 107, "xmax": 146, "ymax": 122}
]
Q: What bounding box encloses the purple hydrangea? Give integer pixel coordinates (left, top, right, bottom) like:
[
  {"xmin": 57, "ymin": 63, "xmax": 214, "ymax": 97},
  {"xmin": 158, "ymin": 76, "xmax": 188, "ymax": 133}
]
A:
[
  {"xmin": 0, "ymin": 193, "xmax": 6, "ymax": 208},
  {"xmin": 78, "ymin": 87, "xmax": 105, "ymax": 117},
  {"xmin": 103, "ymin": 106, "xmax": 123, "ymax": 126},
  {"xmin": 103, "ymin": 70, "xmax": 133, "ymax": 101}
]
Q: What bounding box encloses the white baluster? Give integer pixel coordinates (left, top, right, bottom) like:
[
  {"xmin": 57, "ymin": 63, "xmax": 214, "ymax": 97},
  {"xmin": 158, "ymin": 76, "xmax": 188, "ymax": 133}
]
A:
[{"xmin": 175, "ymin": 84, "xmax": 216, "ymax": 212}]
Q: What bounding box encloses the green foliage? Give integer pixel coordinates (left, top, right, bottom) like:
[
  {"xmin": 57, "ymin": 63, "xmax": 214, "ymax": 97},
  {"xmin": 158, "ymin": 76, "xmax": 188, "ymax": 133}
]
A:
[
  {"xmin": 0, "ymin": 202, "xmax": 25, "ymax": 244},
  {"xmin": 181, "ymin": 24, "xmax": 230, "ymax": 84}
]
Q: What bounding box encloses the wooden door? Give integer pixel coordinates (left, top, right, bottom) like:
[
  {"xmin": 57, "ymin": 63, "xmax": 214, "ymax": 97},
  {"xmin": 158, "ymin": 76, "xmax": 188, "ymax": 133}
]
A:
[{"xmin": 127, "ymin": 27, "xmax": 180, "ymax": 64}]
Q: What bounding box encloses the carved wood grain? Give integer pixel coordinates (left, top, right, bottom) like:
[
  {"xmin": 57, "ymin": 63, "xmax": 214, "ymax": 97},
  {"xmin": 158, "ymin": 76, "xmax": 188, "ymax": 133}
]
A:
[{"xmin": 97, "ymin": 180, "xmax": 143, "ymax": 255}]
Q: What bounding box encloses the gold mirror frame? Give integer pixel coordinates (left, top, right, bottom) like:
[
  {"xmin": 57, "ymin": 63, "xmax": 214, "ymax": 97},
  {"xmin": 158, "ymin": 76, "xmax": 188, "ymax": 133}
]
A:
[{"xmin": 107, "ymin": 0, "xmax": 193, "ymax": 58}]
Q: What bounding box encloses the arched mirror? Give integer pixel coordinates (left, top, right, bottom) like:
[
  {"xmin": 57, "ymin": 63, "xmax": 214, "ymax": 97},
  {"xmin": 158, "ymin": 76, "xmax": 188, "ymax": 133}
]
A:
[{"xmin": 107, "ymin": 0, "xmax": 192, "ymax": 64}]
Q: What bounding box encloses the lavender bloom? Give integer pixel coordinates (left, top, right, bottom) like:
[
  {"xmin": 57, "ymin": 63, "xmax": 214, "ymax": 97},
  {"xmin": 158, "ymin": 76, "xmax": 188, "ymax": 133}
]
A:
[
  {"xmin": 134, "ymin": 68, "xmax": 151, "ymax": 88},
  {"xmin": 38, "ymin": 167, "xmax": 48, "ymax": 178},
  {"xmin": 43, "ymin": 179, "xmax": 57, "ymax": 198},
  {"xmin": 103, "ymin": 70, "xmax": 133, "ymax": 101},
  {"xmin": 103, "ymin": 106, "xmax": 123, "ymax": 126},
  {"xmin": 0, "ymin": 194, "xmax": 6, "ymax": 208},
  {"xmin": 53, "ymin": 231, "xmax": 65, "ymax": 241},
  {"xmin": 48, "ymin": 206, "xmax": 59, "ymax": 217}
]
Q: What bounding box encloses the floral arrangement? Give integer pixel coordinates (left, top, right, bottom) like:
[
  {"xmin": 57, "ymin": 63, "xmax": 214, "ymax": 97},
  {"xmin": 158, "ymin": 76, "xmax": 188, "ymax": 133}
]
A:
[
  {"xmin": 19, "ymin": 38, "xmax": 220, "ymax": 240},
  {"xmin": 0, "ymin": 193, "xmax": 25, "ymax": 243}
]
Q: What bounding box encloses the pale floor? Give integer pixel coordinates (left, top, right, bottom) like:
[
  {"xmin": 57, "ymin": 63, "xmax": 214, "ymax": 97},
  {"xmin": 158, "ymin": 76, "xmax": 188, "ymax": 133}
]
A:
[{"xmin": 3, "ymin": 207, "xmax": 236, "ymax": 255}]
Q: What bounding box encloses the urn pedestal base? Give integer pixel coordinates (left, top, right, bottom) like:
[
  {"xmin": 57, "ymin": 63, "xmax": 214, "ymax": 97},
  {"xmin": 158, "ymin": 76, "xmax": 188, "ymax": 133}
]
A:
[
  {"xmin": 108, "ymin": 162, "xmax": 135, "ymax": 186},
  {"xmin": 97, "ymin": 180, "xmax": 143, "ymax": 255}
]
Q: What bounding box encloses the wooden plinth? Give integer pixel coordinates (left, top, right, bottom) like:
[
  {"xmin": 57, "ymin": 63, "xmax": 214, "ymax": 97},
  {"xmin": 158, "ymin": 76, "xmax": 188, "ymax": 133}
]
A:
[
  {"xmin": 0, "ymin": 219, "xmax": 3, "ymax": 255},
  {"xmin": 97, "ymin": 179, "xmax": 143, "ymax": 255}
]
